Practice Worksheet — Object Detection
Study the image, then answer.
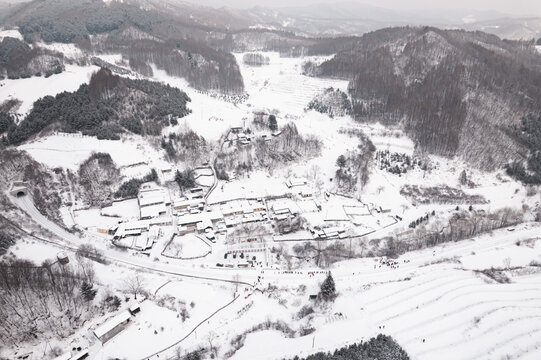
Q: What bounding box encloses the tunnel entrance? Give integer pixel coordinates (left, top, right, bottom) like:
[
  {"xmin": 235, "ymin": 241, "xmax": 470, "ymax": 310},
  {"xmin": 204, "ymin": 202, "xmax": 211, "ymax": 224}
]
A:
[{"xmin": 10, "ymin": 183, "xmax": 29, "ymax": 197}]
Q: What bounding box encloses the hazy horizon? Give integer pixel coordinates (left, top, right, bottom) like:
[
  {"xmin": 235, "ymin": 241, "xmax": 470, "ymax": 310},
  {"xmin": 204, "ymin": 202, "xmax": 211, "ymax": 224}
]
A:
[{"xmin": 185, "ymin": 0, "xmax": 541, "ymax": 17}]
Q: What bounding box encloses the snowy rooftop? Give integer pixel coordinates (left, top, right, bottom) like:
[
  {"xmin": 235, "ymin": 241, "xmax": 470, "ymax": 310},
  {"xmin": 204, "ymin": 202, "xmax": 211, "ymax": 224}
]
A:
[
  {"xmin": 138, "ymin": 189, "xmax": 167, "ymax": 207},
  {"xmin": 140, "ymin": 203, "xmax": 167, "ymax": 219},
  {"xmin": 93, "ymin": 311, "xmax": 131, "ymax": 339},
  {"xmin": 177, "ymin": 211, "xmax": 223, "ymax": 226}
]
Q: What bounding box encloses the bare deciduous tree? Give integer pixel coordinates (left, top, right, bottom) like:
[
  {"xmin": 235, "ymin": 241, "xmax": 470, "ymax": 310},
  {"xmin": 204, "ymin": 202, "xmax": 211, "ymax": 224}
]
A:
[{"xmin": 124, "ymin": 274, "xmax": 145, "ymax": 300}]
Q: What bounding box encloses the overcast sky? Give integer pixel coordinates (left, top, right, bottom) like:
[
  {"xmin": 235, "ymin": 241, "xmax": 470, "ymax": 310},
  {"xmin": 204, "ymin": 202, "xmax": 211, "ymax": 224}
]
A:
[{"xmin": 188, "ymin": 0, "xmax": 541, "ymax": 17}]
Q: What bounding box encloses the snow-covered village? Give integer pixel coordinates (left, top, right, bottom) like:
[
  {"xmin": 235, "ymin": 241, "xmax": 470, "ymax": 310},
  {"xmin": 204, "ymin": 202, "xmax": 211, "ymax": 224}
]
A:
[{"xmin": 1, "ymin": 1, "xmax": 541, "ymax": 360}]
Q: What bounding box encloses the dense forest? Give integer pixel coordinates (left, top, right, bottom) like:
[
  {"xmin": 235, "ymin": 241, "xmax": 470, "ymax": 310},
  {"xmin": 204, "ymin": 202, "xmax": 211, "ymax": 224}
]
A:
[
  {"xmin": 4, "ymin": 67, "xmax": 191, "ymax": 144},
  {"xmin": 77, "ymin": 152, "xmax": 121, "ymax": 206},
  {"xmin": 0, "ymin": 258, "xmax": 101, "ymax": 348},
  {"xmin": 506, "ymin": 114, "xmax": 541, "ymax": 184},
  {"xmin": 308, "ymin": 27, "xmax": 541, "ymax": 171},
  {"xmin": 307, "ymin": 87, "xmax": 352, "ymax": 118},
  {"xmin": 0, "ymin": 36, "xmax": 64, "ymax": 79},
  {"xmin": 287, "ymin": 335, "xmax": 409, "ymax": 360}
]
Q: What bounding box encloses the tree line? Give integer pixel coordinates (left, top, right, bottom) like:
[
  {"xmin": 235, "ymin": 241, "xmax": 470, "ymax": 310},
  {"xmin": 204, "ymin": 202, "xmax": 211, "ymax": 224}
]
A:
[{"xmin": 287, "ymin": 334, "xmax": 409, "ymax": 360}]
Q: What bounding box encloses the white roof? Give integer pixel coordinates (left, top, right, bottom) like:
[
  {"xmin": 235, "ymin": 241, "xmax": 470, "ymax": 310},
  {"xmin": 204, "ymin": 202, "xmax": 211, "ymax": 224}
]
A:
[
  {"xmin": 150, "ymin": 217, "xmax": 171, "ymax": 226},
  {"xmin": 117, "ymin": 220, "xmax": 149, "ymax": 230},
  {"xmin": 134, "ymin": 234, "xmax": 152, "ymax": 250},
  {"xmin": 139, "ymin": 190, "xmax": 165, "ymax": 207},
  {"xmin": 197, "ymin": 218, "xmax": 213, "ymax": 231},
  {"xmin": 177, "ymin": 211, "xmax": 223, "ymax": 226},
  {"xmin": 114, "ymin": 220, "xmax": 150, "ymax": 237},
  {"xmin": 275, "ymin": 214, "xmax": 289, "ymax": 221},
  {"xmin": 173, "ymin": 198, "xmax": 204, "ymax": 208},
  {"xmin": 140, "ymin": 203, "xmax": 167, "ymax": 219},
  {"xmin": 129, "ymin": 303, "xmax": 141, "ymax": 311},
  {"xmin": 94, "ymin": 311, "xmax": 131, "ymax": 339}
]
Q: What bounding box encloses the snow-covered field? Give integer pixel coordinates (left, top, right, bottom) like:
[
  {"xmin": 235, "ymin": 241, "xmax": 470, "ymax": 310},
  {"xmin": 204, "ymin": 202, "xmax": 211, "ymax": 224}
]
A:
[
  {"xmin": 233, "ymin": 225, "xmax": 541, "ymax": 360},
  {"xmin": 19, "ymin": 133, "xmax": 166, "ymax": 173},
  {"xmin": 235, "ymin": 53, "xmax": 349, "ymax": 116},
  {"xmin": 0, "ymin": 64, "xmax": 99, "ymax": 115},
  {"xmin": 0, "ymin": 28, "xmax": 23, "ymax": 41}
]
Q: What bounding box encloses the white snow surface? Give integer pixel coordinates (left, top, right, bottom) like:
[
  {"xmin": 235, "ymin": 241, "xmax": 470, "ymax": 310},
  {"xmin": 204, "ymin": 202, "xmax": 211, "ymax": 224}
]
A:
[
  {"xmin": 5, "ymin": 50, "xmax": 541, "ymax": 360},
  {"xmin": 0, "ymin": 28, "xmax": 23, "ymax": 41},
  {"xmin": 0, "ymin": 64, "xmax": 99, "ymax": 116},
  {"xmin": 19, "ymin": 133, "xmax": 166, "ymax": 172}
]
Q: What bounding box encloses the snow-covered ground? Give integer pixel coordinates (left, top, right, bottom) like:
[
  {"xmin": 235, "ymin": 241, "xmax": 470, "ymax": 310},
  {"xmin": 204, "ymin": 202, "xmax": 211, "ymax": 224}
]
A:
[
  {"xmin": 0, "ymin": 64, "xmax": 99, "ymax": 116},
  {"xmin": 232, "ymin": 225, "xmax": 541, "ymax": 360},
  {"xmin": 235, "ymin": 53, "xmax": 349, "ymax": 117},
  {"xmin": 37, "ymin": 42, "xmax": 85, "ymax": 60},
  {"xmin": 4, "ymin": 49, "xmax": 541, "ymax": 360},
  {"xmin": 0, "ymin": 28, "xmax": 23, "ymax": 41},
  {"xmin": 19, "ymin": 133, "xmax": 166, "ymax": 173}
]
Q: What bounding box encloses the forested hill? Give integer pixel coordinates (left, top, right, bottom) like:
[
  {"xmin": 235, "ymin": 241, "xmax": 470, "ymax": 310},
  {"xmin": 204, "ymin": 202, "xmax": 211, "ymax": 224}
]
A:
[
  {"xmin": 1, "ymin": 0, "xmax": 244, "ymax": 94},
  {"xmin": 0, "ymin": 37, "xmax": 64, "ymax": 80},
  {"xmin": 306, "ymin": 27, "xmax": 541, "ymax": 172},
  {"xmin": 3, "ymin": 67, "xmax": 191, "ymax": 144}
]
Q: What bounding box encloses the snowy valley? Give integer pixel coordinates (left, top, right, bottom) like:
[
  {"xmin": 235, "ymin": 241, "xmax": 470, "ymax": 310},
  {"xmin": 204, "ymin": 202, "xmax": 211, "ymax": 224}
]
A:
[{"xmin": 1, "ymin": 1, "xmax": 541, "ymax": 360}]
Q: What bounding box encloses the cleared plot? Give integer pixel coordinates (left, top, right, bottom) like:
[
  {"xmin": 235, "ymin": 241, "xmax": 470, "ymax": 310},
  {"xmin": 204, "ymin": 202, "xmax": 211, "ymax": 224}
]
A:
[
  {"xmin": 236, "ymin": 53, "xmax": 350, "ymax": 117},
  {"xmin": 163, "ymin": 234, "xmax": 211, "ymax": 259},
  {"xmin": 101, "ymin": 199, "xmax": 140, "ymax": 220},
  {"xmin": 74, "ymin": 208, "xmax": 121, "ymax": 229},
  {"xmin": 19, "ymin": 134, "xmax": 165, "ymax": 171}
]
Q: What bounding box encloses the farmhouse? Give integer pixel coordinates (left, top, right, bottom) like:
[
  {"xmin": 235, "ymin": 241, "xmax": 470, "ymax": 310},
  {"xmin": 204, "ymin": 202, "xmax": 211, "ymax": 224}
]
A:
[
  {"xmin": 137, "ymin": 183, "xmax": 171, "ymax": 220},
  {"xmin": 113, "ymin": 220, "xmax": 149, "ymax": 239},
  {"xmin": 93, "ymin": 311, "xmax": 131, "ymax": 343},
  {"xmin": 139, "ymin": 188, "xmax": 168, "ymax": 207},
  {"xmin": 177, "ymin": 211, "xmax": 224, "ymax": 235},
  {"xmin": 173, "ymin": 198, "xmax": 205, "ymax": 212},
  {"xmin": 140, "ymin": 203, "xmax": 167, "ymax": 219}
]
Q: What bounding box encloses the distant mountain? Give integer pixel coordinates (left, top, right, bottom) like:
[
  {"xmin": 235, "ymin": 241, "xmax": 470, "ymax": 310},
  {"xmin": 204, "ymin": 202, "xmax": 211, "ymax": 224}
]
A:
[
  {"xmin": 466, "ymin": 17, "xmax": 541, "ymax": 40},
  {"xmin": 1, "ymin": 0, "xmax": 245, "ymax": 93},
  {"xmin": 307, "ymin": 27, "xmax": 541, "ymax": 172}
]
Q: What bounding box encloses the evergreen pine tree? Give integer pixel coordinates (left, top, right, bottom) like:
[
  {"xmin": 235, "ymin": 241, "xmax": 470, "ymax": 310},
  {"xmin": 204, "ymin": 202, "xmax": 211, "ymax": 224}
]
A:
[
  {"xmin": 81, "ymin": 281, "xmax": 97, "ymax": 302},
  {"xmin": 269, "ymin": 115, "xmax": 278, "ymax": 131},
  {"xmin": 319, "ymin": 273, "xmax": 336, "ymax": 301},
  {"xmin": 336, "ymin": 155, "xmax": 346, "ymax": 168}
]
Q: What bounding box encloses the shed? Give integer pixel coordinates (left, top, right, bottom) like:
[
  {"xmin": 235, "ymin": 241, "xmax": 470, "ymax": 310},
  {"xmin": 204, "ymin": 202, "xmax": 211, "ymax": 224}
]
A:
[
  {"xmin": 93, "ymin": 311, "xmax": 131, "ymax": 343},
  {"xmin": 57, "ymin": 252, "xmax": 69, "ymax": 265},
  {"xmin": 129, "ymin": 303, "xmax": 141, "ymax": 315}
]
